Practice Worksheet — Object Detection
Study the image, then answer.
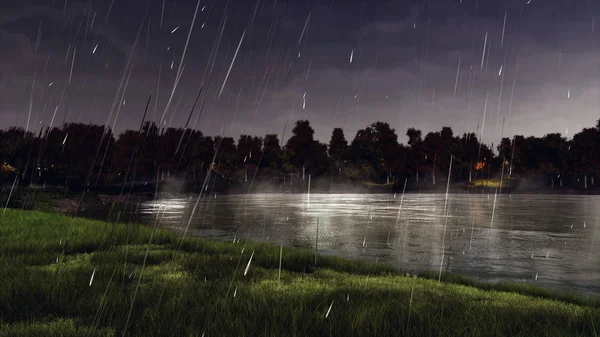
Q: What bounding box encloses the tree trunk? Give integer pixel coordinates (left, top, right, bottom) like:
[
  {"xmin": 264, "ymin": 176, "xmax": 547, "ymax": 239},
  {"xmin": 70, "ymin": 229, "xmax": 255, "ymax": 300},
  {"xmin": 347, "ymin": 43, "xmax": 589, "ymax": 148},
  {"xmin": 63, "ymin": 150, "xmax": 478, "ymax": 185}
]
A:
[{"xmin": 433, "ymin": 153, "xmax": 437, "ymax": 185}]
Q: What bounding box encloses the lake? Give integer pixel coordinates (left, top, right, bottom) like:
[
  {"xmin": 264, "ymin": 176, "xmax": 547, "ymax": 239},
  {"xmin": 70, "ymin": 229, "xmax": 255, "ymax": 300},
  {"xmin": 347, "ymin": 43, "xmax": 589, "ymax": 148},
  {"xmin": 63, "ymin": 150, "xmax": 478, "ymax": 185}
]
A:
[{"xmin": 89, "ymin": 193, "xmax": 600, "ymax": 296}]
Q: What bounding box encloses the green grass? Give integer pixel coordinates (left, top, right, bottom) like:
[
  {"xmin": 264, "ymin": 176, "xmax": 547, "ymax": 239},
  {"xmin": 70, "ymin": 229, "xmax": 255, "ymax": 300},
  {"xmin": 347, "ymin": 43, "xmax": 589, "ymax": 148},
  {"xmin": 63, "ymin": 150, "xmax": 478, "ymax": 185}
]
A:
[
  {"xmin": 0, "ymin": 209, "xmax": 599, "ymax": 337},
  {"xmin": 0, "ymin": 187, "xmax": 78, "ymax": 214}
]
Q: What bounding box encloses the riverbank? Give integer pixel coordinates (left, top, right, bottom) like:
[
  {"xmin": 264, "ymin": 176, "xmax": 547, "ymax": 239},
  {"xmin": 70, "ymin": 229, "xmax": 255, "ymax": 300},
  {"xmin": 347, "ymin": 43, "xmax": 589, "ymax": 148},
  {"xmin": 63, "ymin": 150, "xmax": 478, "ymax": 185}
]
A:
[
  {"xmin": 6, "ymin": 176, "xmax": 600, "ymax": 216},
  {"xmin": 20, "ymin": 181, "xmax": 598, "ymax": 215},
  {"xmin": 1, "ymin": 209, "xmax": 599, "ymax": 336}
]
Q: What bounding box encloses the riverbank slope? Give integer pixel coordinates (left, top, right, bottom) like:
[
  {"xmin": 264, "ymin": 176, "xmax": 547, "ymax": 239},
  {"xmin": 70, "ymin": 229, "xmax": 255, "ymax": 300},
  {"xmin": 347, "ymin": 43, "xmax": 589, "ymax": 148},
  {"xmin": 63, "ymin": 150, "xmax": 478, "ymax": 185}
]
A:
[{"xmin": 1, "ymin": 209, "xmax": 599, "ymax": 337}]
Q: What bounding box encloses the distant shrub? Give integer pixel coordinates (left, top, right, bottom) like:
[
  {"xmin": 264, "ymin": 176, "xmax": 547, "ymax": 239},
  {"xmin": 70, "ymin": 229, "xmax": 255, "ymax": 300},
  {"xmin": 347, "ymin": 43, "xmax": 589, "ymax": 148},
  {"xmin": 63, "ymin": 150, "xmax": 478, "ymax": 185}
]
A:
[{"xmin": 0, "ymin": 186, "xmax": 35, "ymax": 210}]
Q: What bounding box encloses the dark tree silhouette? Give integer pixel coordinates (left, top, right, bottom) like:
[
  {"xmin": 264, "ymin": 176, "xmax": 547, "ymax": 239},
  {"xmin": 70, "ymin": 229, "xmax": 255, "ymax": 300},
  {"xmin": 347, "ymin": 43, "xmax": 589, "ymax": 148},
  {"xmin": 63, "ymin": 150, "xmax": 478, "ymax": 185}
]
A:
[
  {"xmin": 328, "ymin": 128, "xmax": 348, "ymax": 176},
  {"xmin": 213, "ymin": 137, "xmax": 238, "ymax": 182},
  {"xmin": 261, "ymin": 134, "xmax": 282, "ymax": 181},
  {"xmin": 285, "ymin": 120, "xmax": 319, "ymax": 179},
  {"xmin": 3, "ymin": 118, "xmax": 600, "ymax": 192},
  {"xmin": 237, "ymin": 135, "xmax": 263, "ymax": 182}
]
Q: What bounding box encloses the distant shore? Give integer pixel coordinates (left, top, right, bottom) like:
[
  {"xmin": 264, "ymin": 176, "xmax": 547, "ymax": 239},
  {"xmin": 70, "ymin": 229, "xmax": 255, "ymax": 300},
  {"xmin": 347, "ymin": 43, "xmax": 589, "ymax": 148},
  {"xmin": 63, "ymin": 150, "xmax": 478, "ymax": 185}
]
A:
[{"xmin": 7, "ymin": 177, "xmax": 600, "ymax": 217}]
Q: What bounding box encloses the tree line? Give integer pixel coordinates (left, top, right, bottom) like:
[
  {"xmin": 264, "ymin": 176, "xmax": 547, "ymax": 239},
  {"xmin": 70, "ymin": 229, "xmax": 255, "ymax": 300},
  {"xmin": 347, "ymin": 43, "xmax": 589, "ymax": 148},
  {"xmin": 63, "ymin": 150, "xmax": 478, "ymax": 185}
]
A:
[{"xmin": 1, "ymin": 118, "xmax": 600, "ymax": 192}]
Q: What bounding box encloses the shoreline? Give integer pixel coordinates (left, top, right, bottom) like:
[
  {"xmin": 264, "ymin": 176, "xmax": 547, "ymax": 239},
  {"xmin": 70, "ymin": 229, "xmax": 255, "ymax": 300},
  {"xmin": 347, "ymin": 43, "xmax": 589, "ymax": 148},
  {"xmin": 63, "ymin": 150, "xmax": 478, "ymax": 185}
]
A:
[
  {"xmin": 25, "ymin": 188, "xmax": 600, "ymax": 216},
  {"xmin": 0, "ymin": 209, "xmax": 598, "ymax": 336}
]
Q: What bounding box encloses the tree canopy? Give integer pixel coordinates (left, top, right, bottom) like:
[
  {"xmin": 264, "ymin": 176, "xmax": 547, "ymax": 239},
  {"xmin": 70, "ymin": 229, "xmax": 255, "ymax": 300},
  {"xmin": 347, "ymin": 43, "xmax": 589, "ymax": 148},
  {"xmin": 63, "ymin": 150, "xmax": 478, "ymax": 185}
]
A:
[{"xmin": 3, "ymin": 119, "xmax": 600, "ymax": 192}]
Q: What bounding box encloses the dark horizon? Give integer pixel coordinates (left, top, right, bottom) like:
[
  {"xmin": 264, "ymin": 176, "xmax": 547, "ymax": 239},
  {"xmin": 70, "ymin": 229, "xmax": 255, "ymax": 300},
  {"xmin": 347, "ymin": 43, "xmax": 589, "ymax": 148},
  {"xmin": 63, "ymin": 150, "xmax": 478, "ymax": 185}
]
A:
[
  {"xmin": 0, "ymin": 114, "xmax": 597, "ymax": 150},
  {"xmin": 2, "ymin": 116, "xmax": 600, "ymax": 195}
]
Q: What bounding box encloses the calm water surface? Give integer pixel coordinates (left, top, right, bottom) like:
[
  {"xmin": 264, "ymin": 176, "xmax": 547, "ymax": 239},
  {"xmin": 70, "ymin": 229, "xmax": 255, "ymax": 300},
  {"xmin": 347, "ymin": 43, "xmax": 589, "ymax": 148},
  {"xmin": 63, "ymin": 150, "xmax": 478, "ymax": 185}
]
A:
[{"xmin": 97, "ymin": 193, "xmax": 600, "ymax": 296}]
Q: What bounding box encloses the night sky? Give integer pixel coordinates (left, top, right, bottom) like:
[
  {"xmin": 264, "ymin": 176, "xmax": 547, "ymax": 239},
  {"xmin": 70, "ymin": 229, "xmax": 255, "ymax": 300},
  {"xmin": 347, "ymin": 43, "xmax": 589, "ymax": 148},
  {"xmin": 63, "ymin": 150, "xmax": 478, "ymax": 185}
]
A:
[{"xmin": 1, "ymin": 0, "xmax": 599, "ymax": 143}]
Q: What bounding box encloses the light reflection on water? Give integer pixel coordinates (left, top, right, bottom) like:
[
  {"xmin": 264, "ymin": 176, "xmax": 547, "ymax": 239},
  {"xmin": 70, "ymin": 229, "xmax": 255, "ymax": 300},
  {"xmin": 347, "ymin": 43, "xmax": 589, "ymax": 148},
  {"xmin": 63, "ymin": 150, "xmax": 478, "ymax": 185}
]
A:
[{"xmin": 124, "ymin": 193, "xmax": 600, "ymax": 296}]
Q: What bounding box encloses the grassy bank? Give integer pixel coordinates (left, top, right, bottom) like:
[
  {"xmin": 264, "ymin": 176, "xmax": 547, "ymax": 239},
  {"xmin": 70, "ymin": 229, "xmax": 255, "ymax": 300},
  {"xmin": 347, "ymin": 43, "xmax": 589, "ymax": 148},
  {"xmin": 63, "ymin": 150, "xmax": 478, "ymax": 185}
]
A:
[{"xmin": 0, "ymin": 210, "xmax": 599, "ymax": 337}]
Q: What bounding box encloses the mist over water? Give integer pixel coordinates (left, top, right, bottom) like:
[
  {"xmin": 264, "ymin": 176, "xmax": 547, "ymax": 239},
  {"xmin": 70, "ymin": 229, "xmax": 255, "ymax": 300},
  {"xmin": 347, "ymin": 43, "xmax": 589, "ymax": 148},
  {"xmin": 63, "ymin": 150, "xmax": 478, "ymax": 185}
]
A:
[{"xmin": 85, "ymin": 193, "xmax": 600, "ymax": 296}]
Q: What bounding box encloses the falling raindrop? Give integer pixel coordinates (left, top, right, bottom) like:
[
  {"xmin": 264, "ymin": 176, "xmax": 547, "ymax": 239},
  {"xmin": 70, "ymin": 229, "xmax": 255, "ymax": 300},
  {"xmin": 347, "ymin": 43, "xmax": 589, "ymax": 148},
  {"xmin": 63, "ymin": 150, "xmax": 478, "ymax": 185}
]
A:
[
  {"xmin": 302, "ymin": 92, "xmax": 306, "ymax": 109},
  {"xmin": 454, "ymin": 58, "xmax": 461, "ymax": 95},
  {"xmin": 501, "ymin": 11, "xmax": 507, "ymax": 47},
  {"xmin": 244, "ymin": 251, "xmax": 254, "ymax": 276},
  {"xmin": 406, "ymin": 284, "xmax": 415, "ymax": 329},
  {"xmin": 68, "ymin": 46, "xmax": 76, "ymax": 84},
  {"xmin": 218, "ymin": 30, "xmax": 246, "ymax": 98},
  {"xmin": 298, "ymin": 11, "xmax": 311, "ymax": 44},
  {"xmin": 278, "ymin": 244, "xmax": 283, "ymax": 282},
  {"xmin": 480, "ymin": 32, "xmax": 488, "ymax": 69},
  {"xmin": 325, "ymin": 300, "xmax": 335, "ymax": 318},
  {"xmin": 89, "ymin": 268, "xmax": 96, "ymax": 286}
]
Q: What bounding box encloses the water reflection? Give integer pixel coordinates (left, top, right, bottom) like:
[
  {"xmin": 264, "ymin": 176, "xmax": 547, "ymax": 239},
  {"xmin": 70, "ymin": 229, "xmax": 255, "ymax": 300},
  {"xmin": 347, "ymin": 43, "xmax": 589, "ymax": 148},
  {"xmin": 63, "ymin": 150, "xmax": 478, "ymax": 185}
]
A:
[{"xmin": 119, "ymin": 193, "xmax": 600, "ymax": 296}]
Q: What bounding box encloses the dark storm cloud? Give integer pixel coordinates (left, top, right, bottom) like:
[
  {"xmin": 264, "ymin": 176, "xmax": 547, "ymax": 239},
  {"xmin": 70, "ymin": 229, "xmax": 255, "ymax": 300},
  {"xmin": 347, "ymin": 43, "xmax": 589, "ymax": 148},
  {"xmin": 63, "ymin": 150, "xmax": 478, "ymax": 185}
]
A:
[{"xmin": 1, "ymin": 0, "xmax": 599, "ymax": 145}]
